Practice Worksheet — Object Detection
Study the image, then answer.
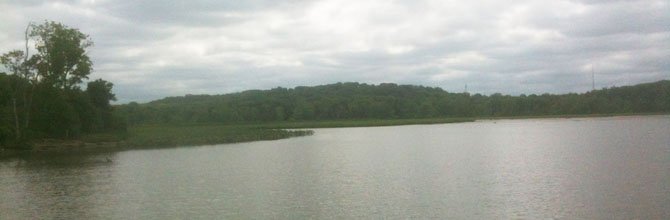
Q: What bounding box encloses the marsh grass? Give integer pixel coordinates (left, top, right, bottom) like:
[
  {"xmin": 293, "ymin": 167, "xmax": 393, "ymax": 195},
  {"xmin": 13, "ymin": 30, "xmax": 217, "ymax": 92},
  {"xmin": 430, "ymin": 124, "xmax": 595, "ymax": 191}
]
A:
[
  {"xmin": 126, "ymin": 114, "xmax": 667, "ymax": 149},
  {"xmin": 125, "ymin": 125, "xmax": 313, "ymax": 148},
  {"xmin": 253, "ymin": 117, "xmax": 475, "ymax": 129},
  {"xmin": 5, "ymin": 114, "xmax": 664, "ymax": 152},
  {"xmin": 122, "ymin": 118, "xmax": 473, "ymax": 149}
]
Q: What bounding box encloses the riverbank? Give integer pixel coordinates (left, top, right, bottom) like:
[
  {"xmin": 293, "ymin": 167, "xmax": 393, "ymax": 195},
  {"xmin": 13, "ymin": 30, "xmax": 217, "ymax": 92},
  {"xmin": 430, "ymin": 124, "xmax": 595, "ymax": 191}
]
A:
[
  {"xmin": 475, "ymin": 112, "xmax": 669, "ymax": 121},
  {"xmin": 101, "ymin": 118, "xmax": 475, "ymax": 149},
  {"xmin": 0, "ymin": 126, "xmax": 313, "ymax": 156},
  {"xmin": 124, "ymin": 125, "xmax": 313, "ymax": 149},
  {"xmin": 1, "ymin": 113, "xmax": 667, "ymax": 156},
  {"xmin": 0, "ymin": 117, "xmax": 471, "ymax": 155},
  {"xmin": 254, "ymin": 117, "xmax": 475, "ymax": 129}
]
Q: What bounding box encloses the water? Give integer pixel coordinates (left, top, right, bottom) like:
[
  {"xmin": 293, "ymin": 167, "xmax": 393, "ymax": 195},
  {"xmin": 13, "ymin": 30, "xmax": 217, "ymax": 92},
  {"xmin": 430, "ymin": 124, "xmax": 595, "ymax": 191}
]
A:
[{"xmin": 1, "ymin": 116, "xmax": 669, "ymax": 219}]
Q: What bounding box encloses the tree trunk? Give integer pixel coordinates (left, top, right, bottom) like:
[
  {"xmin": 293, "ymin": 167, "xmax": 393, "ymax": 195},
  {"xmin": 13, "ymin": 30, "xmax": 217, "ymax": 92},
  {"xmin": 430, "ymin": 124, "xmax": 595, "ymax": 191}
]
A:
[
  {"xmin": 23, "ymin": 22, "xmax": 32, "ymax": 130},
  {"xmin": 24, "ymin": 88, "xmax": 32, "ymax": 129},
  {"xmin": 12, "ymin": 98, "xmax": 20, "ymax": 139}
]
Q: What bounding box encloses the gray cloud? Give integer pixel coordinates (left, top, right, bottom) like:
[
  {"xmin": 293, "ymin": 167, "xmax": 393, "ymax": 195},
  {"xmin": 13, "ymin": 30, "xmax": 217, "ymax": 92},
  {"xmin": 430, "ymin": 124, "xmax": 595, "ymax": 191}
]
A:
[{"xmin": 0, "ymin": 0, "xmax": 668, "ymax": 103}]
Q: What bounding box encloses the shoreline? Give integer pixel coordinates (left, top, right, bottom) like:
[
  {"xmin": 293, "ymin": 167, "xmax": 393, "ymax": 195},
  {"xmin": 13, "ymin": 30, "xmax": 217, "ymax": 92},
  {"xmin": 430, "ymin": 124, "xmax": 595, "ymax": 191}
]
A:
[
  {"xmin": 473, "ymin": 112, "xmax": 669, "ymax": 121},
  {"xmin": 1, "ymin": 113, "xmax": 667, "ymax": 157}
]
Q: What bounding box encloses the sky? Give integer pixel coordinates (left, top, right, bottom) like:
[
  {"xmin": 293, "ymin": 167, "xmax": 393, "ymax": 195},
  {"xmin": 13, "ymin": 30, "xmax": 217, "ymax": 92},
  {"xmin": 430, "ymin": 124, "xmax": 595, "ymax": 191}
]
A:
[{"xmin": 1, "ymin": 0, "xmax": 668, "ymax": 103}]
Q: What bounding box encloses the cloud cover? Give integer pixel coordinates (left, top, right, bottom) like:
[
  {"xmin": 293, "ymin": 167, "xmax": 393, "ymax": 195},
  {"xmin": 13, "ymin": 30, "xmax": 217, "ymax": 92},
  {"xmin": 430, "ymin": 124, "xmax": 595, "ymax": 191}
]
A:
[{"xmin": 1, "ymin": 0, "xmax": 668, "ymax": 102}]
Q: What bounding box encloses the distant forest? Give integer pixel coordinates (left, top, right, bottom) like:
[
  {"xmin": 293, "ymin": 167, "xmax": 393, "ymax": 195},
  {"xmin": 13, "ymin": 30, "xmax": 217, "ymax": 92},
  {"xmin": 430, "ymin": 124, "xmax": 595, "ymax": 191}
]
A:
[{"xmin": 117, "ymin": 80, "xmax": 670, "ymax": 125}]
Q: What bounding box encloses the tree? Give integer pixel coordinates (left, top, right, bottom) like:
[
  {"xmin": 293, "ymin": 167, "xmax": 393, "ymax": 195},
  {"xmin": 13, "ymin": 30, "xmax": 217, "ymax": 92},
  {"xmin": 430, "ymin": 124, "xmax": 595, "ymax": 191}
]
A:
[
  {"xmin": 1, "ymin": 21, "xmax": 94, "ymax": 140},
  {"xmin": 29, "ymin": 21, "xmax": 93, "ymax": 89},
  {"xmin": 87, "ymin": 79, "xmax": 116, "ymax": 109},
  {"xmin": 0, "ymin": 51, "xmax": 26, "ymax": 139},
  {"xmin": 1, "ymin": 21, "xmax": 126, "ymax": 144},
  {"xmin": 29, "ymin": 84, "xmax": 81, "ymax": 138},
  {"xmin": 0, "ymin": 51, "xmax": 26, "ymax": 76},
  {"xmin": 0, "ymin": 73, "xmax": 16, "ymax": 142},
  {"xmin": 86, "ymin": 79, "xmax": 120, "ymax": 132}
]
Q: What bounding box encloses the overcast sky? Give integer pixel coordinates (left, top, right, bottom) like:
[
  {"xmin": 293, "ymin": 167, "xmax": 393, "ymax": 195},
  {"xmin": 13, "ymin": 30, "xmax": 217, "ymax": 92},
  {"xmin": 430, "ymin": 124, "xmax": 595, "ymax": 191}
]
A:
[{"xmin": 1, "ymin": 0, "xmax": 668, "ymax": 102}]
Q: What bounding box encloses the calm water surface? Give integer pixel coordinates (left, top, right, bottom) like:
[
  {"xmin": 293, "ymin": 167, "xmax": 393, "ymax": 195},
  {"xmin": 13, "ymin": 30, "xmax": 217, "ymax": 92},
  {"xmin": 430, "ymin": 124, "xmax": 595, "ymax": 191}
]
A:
[{"xmin": 1, "ymin": 116, "xmax": 669, "ymax": 219}]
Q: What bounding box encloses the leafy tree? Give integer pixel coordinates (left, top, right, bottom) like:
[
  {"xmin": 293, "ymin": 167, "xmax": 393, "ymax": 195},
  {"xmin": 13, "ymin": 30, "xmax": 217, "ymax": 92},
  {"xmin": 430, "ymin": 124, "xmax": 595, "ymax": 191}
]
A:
[
  {"xmin": 29, "ymin": 21, "xmax": 93, "ymax": 89},
  {"xmin": 0, "ymin": 73, "xmax": 15, "ymax": 142},
  {"xmin": 1, "ymin": 51, "xmax": 27, "ymax": 139},
  {"xmin": 30, "ymin": 84, "xmax": 80, "ymax": 138},
  {"xmin": 0, "ymin": 51, "xmax": 26, "ymax": 77},
  {"xmin": 0, "ymin": 21, "xmax": 123, "ymax": 146},
  {"xmin": 87, "ymin": 79, "xmax": 116, "ymax": 109}
]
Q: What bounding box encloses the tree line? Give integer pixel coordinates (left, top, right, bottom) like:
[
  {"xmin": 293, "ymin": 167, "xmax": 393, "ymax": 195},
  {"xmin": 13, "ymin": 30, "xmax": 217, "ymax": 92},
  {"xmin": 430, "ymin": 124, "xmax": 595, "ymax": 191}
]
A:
[
  {"xmin": 0, "ymin": 21, "xmax": 123, "ymax": 147},
  {"xmin": 116, "ymin": 80, "xmax": 670, "ymax": 125}
]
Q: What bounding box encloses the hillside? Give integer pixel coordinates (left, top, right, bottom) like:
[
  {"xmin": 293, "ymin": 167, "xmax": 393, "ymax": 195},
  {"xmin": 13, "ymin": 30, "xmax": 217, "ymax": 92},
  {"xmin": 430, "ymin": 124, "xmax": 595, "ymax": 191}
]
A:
[{"xmin": 116, "ymin": 80, "xmax": 670, "ymax": 125}]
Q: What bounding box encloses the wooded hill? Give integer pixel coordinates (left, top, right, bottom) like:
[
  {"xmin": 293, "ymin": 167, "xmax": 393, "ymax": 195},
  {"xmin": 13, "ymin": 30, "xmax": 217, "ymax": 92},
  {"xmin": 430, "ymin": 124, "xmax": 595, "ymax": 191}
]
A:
[{"xmin": 117, "ymin": 80, "xmax": 670, "ymax": 125}]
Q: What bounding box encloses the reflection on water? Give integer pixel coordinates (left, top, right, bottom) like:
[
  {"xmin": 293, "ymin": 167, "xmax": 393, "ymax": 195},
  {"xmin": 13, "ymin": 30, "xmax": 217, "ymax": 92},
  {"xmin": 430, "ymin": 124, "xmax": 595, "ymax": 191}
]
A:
[
  {"xmin": 1, "ymin": 116, "xmax": 669, "ymax": 219},
  {"xmin": 0, "ymin": 152, "xmax": 118, "ymax": 219}
]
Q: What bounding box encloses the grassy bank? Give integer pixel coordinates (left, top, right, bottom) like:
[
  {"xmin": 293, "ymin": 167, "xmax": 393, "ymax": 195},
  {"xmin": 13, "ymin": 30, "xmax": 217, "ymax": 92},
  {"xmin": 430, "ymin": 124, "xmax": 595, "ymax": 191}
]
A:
[
  {"xmin": 124, "ymin": 125, "xmax": 313, "ymax": 149},
  {"xmin": 0, "ymin": 117, "xmax": 472, "ymax": 152},
  {"xmin": 121, "ymin": 118, "xmax": 474, "ymax": 149},
  {"xmin": 253, "ymin": 117, "xmax": 475, "ymax": 129},
  {"xmin": 250, "ymin": 113, "xmax": 668, "ymax": 129},
  {"xmin": 4, "ymin": 113, "xmax": 665, "ymax": 153}
]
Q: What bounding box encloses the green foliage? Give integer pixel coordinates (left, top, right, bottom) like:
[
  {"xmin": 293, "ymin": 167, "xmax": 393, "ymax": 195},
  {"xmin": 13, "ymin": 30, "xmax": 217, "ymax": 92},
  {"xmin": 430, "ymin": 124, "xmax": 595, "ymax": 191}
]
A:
[
  {"xmin": 29, "ymin": 85, "xmax": 80, "ymax": 138},
  {"xmin": 0, "ymin": 50, "xmax": 26, "ymax": 77},
  {"xmin": 0, "ymin": 73, "xmax": 31, "ymax": 146},
  {"xmin": 0, "ymin": 73, "xmax": 14, "ymax": 144},
  {"xmin": 84, "ymin": 79, "xmax": 119, "ymax": 132},
  {"xmin": 19, "ymin": 76, "xmax": 122, "ymax": 140},
  {"xmin": 87, "ymin": 79, "xmax": 116, "ymax": 107},
  {"xmin": 117, "ymin": 81, "xmax": 670, "ymax": 126},
  {"xmin": 29, "ymin": 21, "xmax": 93, "ymax": 89},
  {"xmin": 0, "ymin": 21, "xmax": 124, "ymax": 148}
]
